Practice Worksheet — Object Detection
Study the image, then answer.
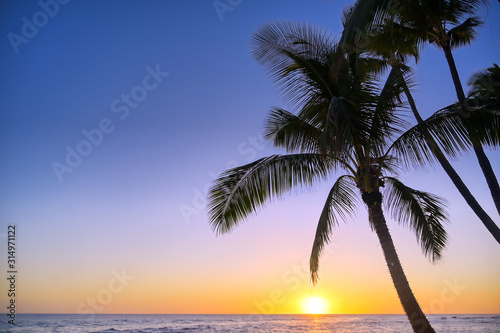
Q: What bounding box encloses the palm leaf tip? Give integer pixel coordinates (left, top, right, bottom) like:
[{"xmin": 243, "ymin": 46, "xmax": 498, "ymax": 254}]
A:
[
  {"xmin": 310, "ymin": 247, "xmax": 321, "ymax": 286},
  {"xmin": 207, "ymin": 173, "xmax": 241, "ymax": 236},
  {"xmin": 250, "ymin": 21, "xmax": 339, "ymax": 109},
  {"xmin": 383, "ymin": 177, "xmax": 449, "ymax": 262},
  {"xmin": 265, "ymin": 107, "xmax": 327, "ymax": 154},
  {"xmin": 310, "ymin": 175, "xmax": 358, "ymax": 285},
  {"xmin": 208, "ymin": 154, "xmax": 333, "ymax": 236},
  {"xmin": 467, "ymin": 63, "xmax": 500, "ymax": 103},
  {"xmin": 448, "ymin": 16, "xmax": 483, "ymax": 49}
]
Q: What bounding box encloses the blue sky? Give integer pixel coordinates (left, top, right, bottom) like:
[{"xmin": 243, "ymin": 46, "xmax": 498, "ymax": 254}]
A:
[{"xmin": 1, "ymin": 0, "xmax": 499, "ymax": 314}]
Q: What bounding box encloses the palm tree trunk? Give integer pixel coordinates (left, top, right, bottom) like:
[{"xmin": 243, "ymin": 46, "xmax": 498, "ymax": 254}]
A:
[
  {"xmin": 395, "ymin": 64, "xmax": 500, "ymax": 244},
  {"xmin": 442, "ymin": 44, "xmax": 500, "ymax": 217},
  {"xmin": 473, "ymin": 146, "xmax": 500, "ymax": 216},
  {"xmin": 442, "ymin": 44, "xmax": 466, "ymax": 102},
  {"xmin": 362, "ymin": 191, "xmax": 435, "ymax": 333}
]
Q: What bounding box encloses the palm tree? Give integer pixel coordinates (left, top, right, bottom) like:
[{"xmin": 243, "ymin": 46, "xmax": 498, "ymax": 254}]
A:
[
  {"xmin": 468, "ymin": 63, "xmax": 500, "ymax": 106},
  {"xmin": 364, "ymin": 17, "xmax": 500, "ymax": 243},
  {"xmin": 399, "ymin": 0, "xmax": 500, "ymax": 220},
  {"xmin": 341, "ymin": 0, "xmax": 500, "ymax": 242},
  {"xmin": 207, "ymin": 22, "xmax": 447, "ymax": 333}
]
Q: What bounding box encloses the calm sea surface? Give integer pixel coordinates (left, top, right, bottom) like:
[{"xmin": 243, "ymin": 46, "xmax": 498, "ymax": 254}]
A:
[{"xmin": 1, "ymin": 314, "xmax": 499, "ymax": 333}]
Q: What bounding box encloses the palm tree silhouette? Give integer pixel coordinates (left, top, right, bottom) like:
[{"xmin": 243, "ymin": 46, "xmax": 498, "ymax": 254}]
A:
[
  {"xmin": 402, "ymin": 0, "xmax": 500, "ymax": 220},
  {"xmin": 208, "ymin": 22, "xmax": 447, "ymax": 333},
  {"xmin": 362, "ymin": 13, "xmax": 500, "ymax": 243},
  {"xmin": 341, "ymin": 0, "xmax": 500, "ymax": 243},
  {"xmin": 468, "ymin": 63, "xmax": 500, "ymax": 107}
]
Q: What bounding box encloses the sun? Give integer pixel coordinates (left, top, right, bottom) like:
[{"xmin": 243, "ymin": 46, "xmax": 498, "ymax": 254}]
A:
[{"xmin": 301, "ymin": 296, "xmax": 329, "ymax": 314}]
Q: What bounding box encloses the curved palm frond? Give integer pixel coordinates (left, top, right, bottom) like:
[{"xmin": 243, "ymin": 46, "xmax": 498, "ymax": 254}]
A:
[
  {"xmin": 397, "ymin": 62, "xmax": 418, "ymax": 91},
  {"xmin": 340, "ymin": 0, "xmax": 392, "ymax": 49},
  {"xmin": 387, "ymin": 104, "xmax": 500, "ymax": 169},
  {"xmin": 341, "ymin": 0, "xmax": 488, "ymax": 53},
  {"xmin": 435, "ymin": 105, "xmax": 500, "ymax": 148},
  {"xmin": 388, "ymin": 120, "xmax": 440, "ymax": 169},
  {"xmin": 448, "ymin": 16, "xmax": 483, "ymax": 49},
  {"xmin": 265, "ymin": 107, "xmax": 357, "ymax": 171},
  {"xmin": 310, "ymin": 175, "xmax": 358, "ymax": 285},
  {"xmin": 251, "ymin": 20, "xmax": 406, "ymax": 164},
  {"xmin": 207, "ymin": 154, "xmax": 332, "ymax": 235},
  {"xmin": 370, "ymin": 63, "xmax": 408, "ymax": 151},
  {"xmin": 378, "ymin": 154, "xmax": 403, "ymax": 176},
  {"xmin": 423, "ymin": 108, "xmax": 473, "ymax": 155},
  {"xmin": 438, "ymin": 0, "xmax": 488, "ymax": 22},
  {"xmin": 250, "ymin": 21, "xmax": 337, "ymax": 108},
  {"xmin": 326, "ymin": 96, "xmax": 357, "ymax": 155},
  {"xmin": 383, "ymin": 177, "xmax": 448, "ymax": 262},
  {"xmin": 467, "ymin": 63, "xmax": 500, "ymax": 104},
  {"xmin": 412, "ymin": 0, "xmax": 487, "ymax": 49},
  {"xmin": 354, "ymin": 56, "xmax": 389, "ymax": 78},
  {"xmin": 366, "ymin": 19, "xmax": 424, "ymax": 63},
  {"xmin": 265, "ymin": 107, "xmax": 326, "ymax": 154}
]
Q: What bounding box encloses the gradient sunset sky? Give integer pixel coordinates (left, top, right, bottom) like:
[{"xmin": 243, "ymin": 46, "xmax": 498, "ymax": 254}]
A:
[{"xmin": 1, "ymin": 0, "xmax": 499, "ymax": 315}]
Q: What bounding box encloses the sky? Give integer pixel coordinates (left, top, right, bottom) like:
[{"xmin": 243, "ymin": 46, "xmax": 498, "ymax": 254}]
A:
[{"xmin": 0, "ymin": 0, "xmax": 499, "ymax": 316}]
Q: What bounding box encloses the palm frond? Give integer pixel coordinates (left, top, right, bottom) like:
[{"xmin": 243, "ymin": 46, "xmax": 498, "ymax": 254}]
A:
[
  {"xmin": 387, "ymin": 122, "xmax": 431, "ymax": 169},
  {"xmin": 326, "ymin": 96, "xmax": 356, "ymax": 155},
  {"xmin": 390, "ymin": 102, "xmax": 500, "ymax": 170},
  {"xmin": 422, "ymin": 108, "xmax": 472, "ymax": 155},
  {"xmin": 356, "ymin": 56, "xmax": 389, "ymax": 78},
  {"xmin": 383, "ymin": 177, "xmax": 448, "ymax": 262},
  {"xmin": 265, "ymin": 107, "xmax": 325, "ymax": 154},
  {"xmin": 370, "ymin": 63, "xmax": 408, "ymax": 150},
  {"xmin": 388, "ymin": 106, "xmax": 479, "ymax": 169},
  {"xmin": 310, "ymin": 175, "xmax": 358, "ymax": 285},
  {"xmin": 378, "ymin": 154, "xmax": 403, "ymax": 176},
  {"xmin": 398, "ymin": 63, "xmax": 418, "ymax": 91},
  {"xmin": 467, "ymin": 63, "xmax": 500, "ymax": 103},
  {"xmin": 340, "ymin": 0, "xmax": 391, "ymax": 49},
  {"xmin": 440, "ymin": 0, "xmax": 488, "ymax": 23},
  {"xmin": 435, "ymin": 105, "xmax": 500, "ymax": 148},
  {"xmin": 207, "ymin": 154, "xmax": 332, "ymax": 235},
  {"xmin": 366, "ymin": 19, "xmax": 424, "ymax": 63},
  {"xmin": 388, "ymin": 0, "xmax": 488, "ymax": 52},
  {"xmin": 448, "ymin": 16, "xmax": 483, "ymax": 49},
  {"xmin": 250, "ymin": 21, "xmax": 337, "ymax": 108}
]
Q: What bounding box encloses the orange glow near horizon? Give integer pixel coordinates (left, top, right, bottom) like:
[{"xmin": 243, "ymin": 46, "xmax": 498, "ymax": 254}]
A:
[{"xmin": 301, "ymin": 296, "xmax": 329, "ymax": 314}]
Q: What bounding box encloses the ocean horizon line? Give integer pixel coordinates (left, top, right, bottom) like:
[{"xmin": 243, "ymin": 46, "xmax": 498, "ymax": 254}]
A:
[
  {"xmin": 3, "ymin": 313, "xmax": 499, "ymax": 332},
  {"xmin": 4, "ymin": 312, "xmax": 499, "ymax": 315}
]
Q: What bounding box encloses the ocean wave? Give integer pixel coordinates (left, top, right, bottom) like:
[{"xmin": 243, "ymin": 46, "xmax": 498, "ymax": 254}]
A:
[
  {"xmin": 6, "ymin": 314, "xmax": 500, "ymax": 333},
  {"xmin": 164, "ymin": 325, "xmax": 213, "ymax": 332}
]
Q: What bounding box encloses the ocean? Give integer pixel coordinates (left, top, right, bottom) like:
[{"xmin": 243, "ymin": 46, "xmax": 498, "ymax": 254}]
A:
[{"xmin": 1, "ymin": 314, "xmax": 499, "ymax": 333}]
